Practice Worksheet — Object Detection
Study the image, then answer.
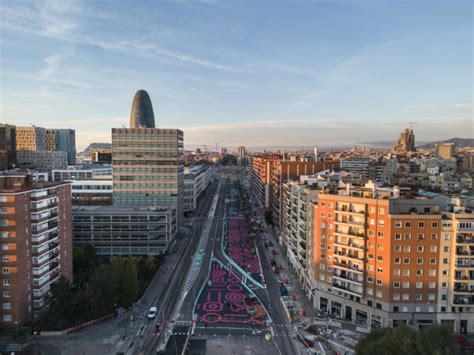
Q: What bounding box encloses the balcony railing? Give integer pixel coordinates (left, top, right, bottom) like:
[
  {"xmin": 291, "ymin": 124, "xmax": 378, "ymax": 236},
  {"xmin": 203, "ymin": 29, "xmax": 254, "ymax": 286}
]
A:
[{"xmin": 453, "ymin": 295, "xmax": 474, "ymax": 305}]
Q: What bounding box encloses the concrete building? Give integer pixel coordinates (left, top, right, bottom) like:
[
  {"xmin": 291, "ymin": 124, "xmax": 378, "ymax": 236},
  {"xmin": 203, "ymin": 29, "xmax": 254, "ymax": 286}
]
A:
[
  {"xmin": 112, "ymin": 128, "xmax": 184, "ymax": 217},
  {"xmin": 310, "ymin": 185, "xmax": 473, "ymax": 333},
  {"xmin": 237, "ymin": 146, "xmax": 246, "ymax": 157},
  {"xmin": 91, "ymin": 149, "xmax": 112, "ymax": 164},
  {"xmin": 0, "ymin": 171, "xmax": 73, "ymax": 328},
  {"xmin": 183, "ymin": 165, "xmax": 213, "ymax": 214},
  {"xmin": 54, "ymin": 129, "xmax": 76, "ymax": 166},
  {"xmin": 16, "ymin": 151, "xmax": 68, "ymax": 172},
  {"xmin": 436, "ymin": 143, "xmax": 455, "ymax": 161},
  {"xmin": 130, "ymin": 90, "xmax": 155, "ymax": 129},
  {"xmin": 70, "ymin": 180, "xmax": 113, "ymax": 205},
  {"xmin": 0, "ymin": 124, "xmax": 16, "ymax": 171},
  {"xmin": 249, "ymin": 155, "xmax": 280, "ymax": 211},
  {"xmin": 52, "ymin": 167, "xmax": 112, "ymax": 181},
  {"xmin": 72, "ymin": 205, "xmax": 177, "ymax": 255},
  {"xmin": 16, "ymin": 127, "xmax": 46, "ymax": 152},
  {"xmin": 340, "ymin": 158, "xmax": 371, "ymax": 177}
]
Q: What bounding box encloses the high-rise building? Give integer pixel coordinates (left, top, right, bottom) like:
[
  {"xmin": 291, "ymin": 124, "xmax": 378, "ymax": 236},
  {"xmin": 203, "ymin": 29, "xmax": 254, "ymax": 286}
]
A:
[
  {"xmin": 0, "ymin": 171, "xmax": 73, "ymax": 328},
  {"xmin": 45, "ymin": 129, "xmax": 76, "ymax": 165},
  {"xmin": 436, "ymin": 143, "xmax": 455, "ymax": 161},
  {"xmin": 310, "ymin": 186, "xmax": 473, "ymax": 333},
  {"xmin": 220, "ymin": 147, "xmax": 228, "ymax": 156},
  {"xmin": 130, "ymin": 90, "xmax": 155, "ymax": 128},
  {"xmin": 313, "ymin": 147, "xmax": 318, "ymax": 161},
  {"xmin": 16, "ymin": 126, "xmax": 46, "ymax": 152},
  {"xmin": 238, "ymin": 146, "xmax": 246, "ymax": 158},
  {"xmin": 392, "ymin": 128, "xmax": 416, "ymax": 153},
  {"xmin": 0, "ymin": 124, "xmax": 17, "ymax": 171},
  {"xmin": 16, "ymin": 151, "xmax": 68, "ymax": 172},
  {"xmin": 112, "ymin": 128, "xmax": 184, "ymax": 213}
]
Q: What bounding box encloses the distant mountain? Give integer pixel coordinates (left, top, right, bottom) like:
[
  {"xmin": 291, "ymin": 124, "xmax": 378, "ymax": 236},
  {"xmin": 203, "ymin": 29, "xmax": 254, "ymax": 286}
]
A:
[
  {"xmin": 81, "ymin": 143, "xmax": 112, "ymax": 155},
  {"xmin": 418, "ymin": 138, "xmax": 474, "ymax": 149}
]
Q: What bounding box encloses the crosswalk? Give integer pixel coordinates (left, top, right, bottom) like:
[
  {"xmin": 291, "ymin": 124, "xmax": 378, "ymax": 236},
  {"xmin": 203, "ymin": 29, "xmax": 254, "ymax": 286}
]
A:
[{"xmin": 4, "ymin": 343, "xmax": 28, "ymax": 352}]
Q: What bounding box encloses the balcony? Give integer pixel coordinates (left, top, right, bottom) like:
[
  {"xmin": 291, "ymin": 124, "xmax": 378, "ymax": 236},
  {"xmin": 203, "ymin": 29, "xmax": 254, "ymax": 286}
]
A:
[
  {"xmin": 453, "ymin": 295, "xmax": 474, "ymax": 305},
  {"xmin": 333, "ymin": 271, "xmax": 363, "ymax": 285},
  {"xmin": 455, "ymin": 272, "xmax": 474, "ymax": 281},
  {"xmin": 334, "ymin": 228, "xmax": 365, "ymax": 239},
  {"xmin": 457, "ymin": 235, "xmax": 474, "ymax": 244},
  {"xmin": 456, "ymin": 259, "xmax": 474, "ymax": 268},
  {"xmin": 334, "ymin": 239, "xmax": 364, "ymax": 251},
  {"xmin": 333, "ymin": 260, "xmax": 363, "ymax": 273},
  {"xmin": 334, "ymin": 249, "xmax": 363, "ymax": 261},
  {"xmin": 336, "ymin": 205, "xmax": 366, "ymax": 215},
  {"xmin": 335, "ymin": 217, "xmax": 366, "ymax": 228},
  {"xmin": 332, "ymin": 282, "xmax": 363, "ymax": 296}
]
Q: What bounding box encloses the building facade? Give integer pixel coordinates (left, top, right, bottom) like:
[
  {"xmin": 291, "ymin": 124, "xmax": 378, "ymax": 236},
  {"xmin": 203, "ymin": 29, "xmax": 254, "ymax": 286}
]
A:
[
  {"xmin": 16, "ymin": 151, "xmax": 68, "ymax": 172},
  {"xmin": 0, "ymin": 124, "xmax": 16, "ymax": 171},
  {"xmin": 72, "ymin": 205, "xmax": 177, "ymax": 255},
  {"xmin": 0, "ymin": 172, "xmax": 73, "ymax": 328},
  {"xmin": 112, "ymin": 128, "xmax": 184, "ymax": 218},
  {"xmin": 15, "ymin": 127, "xmax": 46, "ymax": 152},
  {"xmin": 183, "ymin": 165, "xmax": 213, "ymax": 214},
  {"xmin": 309, "ymin": 187, "xmax": 473, "ymax": 333}
]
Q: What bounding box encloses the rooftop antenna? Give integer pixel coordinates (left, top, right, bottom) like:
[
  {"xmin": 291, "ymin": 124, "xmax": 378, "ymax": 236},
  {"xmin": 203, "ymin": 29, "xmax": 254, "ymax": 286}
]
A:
[{"xmin": 408, "ymin": 121, "xmax": 419, "ymax": 130}]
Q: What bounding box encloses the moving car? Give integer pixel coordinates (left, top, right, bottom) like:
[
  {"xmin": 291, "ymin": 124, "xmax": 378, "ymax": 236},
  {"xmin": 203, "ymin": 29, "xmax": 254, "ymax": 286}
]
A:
[{"xmin": 147, "ymin": 306, "xmax": 158, "ymax": 320}]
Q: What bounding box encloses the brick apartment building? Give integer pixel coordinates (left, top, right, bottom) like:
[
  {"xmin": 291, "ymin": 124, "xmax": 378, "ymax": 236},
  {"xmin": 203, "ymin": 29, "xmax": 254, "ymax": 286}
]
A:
[
  {"xmin": 311, "ymin": 187, "xmax": 473, "ymax": 333},
  {"xmin": 0, "ymin": 171, "xmax": 73, "ymax": 329}
]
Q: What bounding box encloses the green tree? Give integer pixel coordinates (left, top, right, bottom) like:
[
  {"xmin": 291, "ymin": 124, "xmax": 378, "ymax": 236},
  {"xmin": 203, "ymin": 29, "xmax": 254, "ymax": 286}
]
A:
[
  {"xmin": 137, "ymin": 256, "xmax": 157, "ymax": 291},
  {"xmin": 111, "ymin": 256, "xmax": 140, "ymax": 307},
  {"xmin": 356, "ymin": 324, "xmax": 460, "ymax": 355}
]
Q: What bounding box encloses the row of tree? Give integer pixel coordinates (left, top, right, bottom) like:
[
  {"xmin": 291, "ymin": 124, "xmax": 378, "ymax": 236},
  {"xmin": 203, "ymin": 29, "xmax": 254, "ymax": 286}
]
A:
[
  {"xmin": 36, "ymin": 245, "xmax": 159, "ymax": 331},
  {"xmin": 356, "ymin": 323, "xmax": 460, "ymax": 355}
]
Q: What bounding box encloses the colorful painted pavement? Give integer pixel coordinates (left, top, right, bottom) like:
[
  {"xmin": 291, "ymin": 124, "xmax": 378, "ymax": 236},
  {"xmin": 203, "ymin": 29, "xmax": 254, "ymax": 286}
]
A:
[
  {"xmin": 194, "ymin": 261, "xmax": 267, "ymax": 327},
  {"xmin": 226, "ymin": 215, "xmax": 266, "ymax": 286}
]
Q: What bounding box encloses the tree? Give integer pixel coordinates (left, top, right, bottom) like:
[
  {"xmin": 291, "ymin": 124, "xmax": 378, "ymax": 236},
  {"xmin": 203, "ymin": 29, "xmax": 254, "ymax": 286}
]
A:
[
  {"xmin": 356, "ymin": 324, "xmax": 460, "ymax": 355},
  {"xmin": 111, "ymin": 256, "xmax": 140, "ymax": 307},
  {"xmin": 137, "ymin": 256, "xmax": 157, "ymax": 291}
]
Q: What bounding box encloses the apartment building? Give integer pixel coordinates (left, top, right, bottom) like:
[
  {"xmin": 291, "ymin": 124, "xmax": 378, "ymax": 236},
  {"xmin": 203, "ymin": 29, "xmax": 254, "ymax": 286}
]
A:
[
  {"xmin": 249, "ymin": 155, "xmax": 280, "ymax": 211},
  {"xmin": 72, "ymin": 205, "xmax": 177, "ymax": 255},
  {"xmin": 271, "ymin": 160, "xmax": 339, "ymax": 230},
  {"xmin": 0, "ymin": 171, "xmax": 73, "ymax": 328},
  {"xmin": 281, "ymin": 180, "xmax": 319, "ymax": 294},
  {"xmin": 311, "ymin": 186, "xmax": 473, "ymax": 333}
]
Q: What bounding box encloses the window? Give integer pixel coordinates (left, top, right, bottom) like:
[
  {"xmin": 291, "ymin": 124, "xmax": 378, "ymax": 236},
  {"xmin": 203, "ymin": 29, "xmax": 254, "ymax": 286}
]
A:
[
  {"xmin": 402, "ymin": 306, "xmax": 408, "ymax": 312},
  {"xmin": 377, "ymin": 231, "xmax": 384, "ymax": 237},
  {"xmin": 443, "ymin": 246, "xmax": 449, "ymax": 252},
  {"xmin": 393, "ymin": 306, "xmax": 399, "ymax": 312},
  {"xmin": 402, "ymin": 294, "xmax": 409, "ymax": 301},
  {"xmin": 394, "ymin": 282, "xmax": 400, "ymax": 288},
  {"xmin": 403, "ymin": 282, "xmax": 410, "ymax": 288},
  {"xmin": 2, "ymin": 279, "xmax": 10, "ymax": 286},
  {"xmin": 418, "ymin": 234, "xmax": 425, "ymax": 241},
  {"xmin": 370, "ymin": 219, "xmax": 375, "ymax": 225},
  {"xmin": 431, "ymin": 234, "xmax": 438, "ymax": 240},
  {"xmin": 368, "ymin": 265, "xmax": 374, "ymax": 271},
  {"xmin": 378, "ymin": 220, "xmax": 384, "ymax": 227},
  {"xmin": 394, "ymin": 245, "xmax": 401, "ymax": 252},
  {"xmin": 404, "ymin": 246, "xmax": 411, "ymax": 252},
  {"xmin": 395, "ymin": 233, "xmax": 401, "ymax": 240},
  {"xmin": 370, "ymin": 207, "xmax": 375, "ymax": 213},
  {"xmin": 405, "ymin": 222, "xmax": 412, "ymax": 228},
  {"xmin": 417, "ymin": 246, "xmax": 424, "ymax": 252},
  {"xmin": 403, "ymin": 258, "xmax": 410, "ymax": 264},
  {"xmin": 442, "ymin": 295, "xmax": 447, "ymax": 301},
  {"xmin": 418, "ymin": 222, "xmax": 425, "ymax": 228},
  {"xmin": 428, "ymin": 294, "xmax": 435, "ymax": 301},
  {"xmin": 442, "ymin": 282, "xmax": 447, "ymax": 288},
  {"xmin": 320, "ymin": 243, "xmax": 326, "ymax": 249},
  {"xmin": 367, "ymin": 288, "xmax": 373, "ymax": 295},
  {"xmin": 377, "ymin": 267, "xmax": 383, "ymax": 273},
  {"xmin": 393, "ymin": 294, "xmax": 400, "ymax": 300},
  {"xmin": 417, "ymin": 258, "xmax": 423, "ymax": 265},
  {"xmin": 432, "ymin": 222, "xmax": 438, "ymax": 228},
  {"xmin": 393, "ymin": 269, "xmax": 401, "ymax": 276},
  {"xmin": 441, "ymin": 307, "xmax": 446, "ymax": 312},
  {"xmin": 320, "ymin": 263, "xmax": 325, "ymax": 270},
  {"xmin": 2, "ymin": 303, "xmax": 11, "ymax": 310},
  {"xmin": 415, "ymin": 306, "xmax": 421, "ymax": 312},
  {"xmin": 416, "ymin": 269, "xmax": 423, "ymax": 276},
  {"xmin": 429, "ymin": 282, "xmax": 436, "ymax": 289},
  {"xmin": 319, "ymin": 274, "xmax": 325, "ymax": 281},
  {"xmin": 442, "ymin": 270, "xmax": 448, "ymax": 276},
  {"xmin": 430, "ymin": 258, "xmax": 437, "ymax": 265},
  {"xmin": 2, "ymin": 314, "xmax": 11, "ymax": 322},
  {"xmin": 404, "ymin": 233, "xmax": 411, "ymax": 240},
  {"xmin": 443, "ymin": 258, "xmax": 448, "ymax": 264},
  {"xmin": 378, "ymin": 208, "xmax": 384, "ymax": 214},
  {"xmin": 377, "ymin": 256, "xmax": 383, "ymax": 262},
  {"xmin": 395, "ymin": 222, "xmax": 402, "ymax": 228},
  {"xmin": 403, "ymin": 269, "xmax": 410, "ymax": 276},
  {"xmin": 376, "ymin": 279, "xmax": 383, "ymax": 286},
  {"xmin": 430, "ymin": 246, "xmax": 437, "ymax": 253},
  {"xmin": 376, "ymin": 290, "xmax": 383, "ymax": 299},
  {"xmin": 2, "ymin": 268, "xmax": 9, "ymax": 275},
  {"xmin": 3, "ymin": 291, "xmax": 11, "ymax": 298},
  {"xmin": 415, "ymin": 293, "xmax": 422, "ymax": 301},
  {"xmin": 394, "ymin": 258, "xmax": 401, "ymax": 264},
  {"xmin": 428, "ymin": 306, "xmax": 434, "ymax": 313},
  {"xmin": 368, "ymin": 254, "xmax": 374, "ymax": 260},
  {"xmin": 367, "ymin": 276, "xmax": 374, "ymax": 283},
  {"xmin": 416, "ymin": 282, "xmax": 423, "ymax": 289}
]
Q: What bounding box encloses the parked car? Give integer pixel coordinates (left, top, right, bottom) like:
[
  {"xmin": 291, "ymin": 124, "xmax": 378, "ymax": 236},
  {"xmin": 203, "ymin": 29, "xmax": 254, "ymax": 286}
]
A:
[{"xmin": 147, "ymin": 306, "xmax": 158, "ymax": 320}]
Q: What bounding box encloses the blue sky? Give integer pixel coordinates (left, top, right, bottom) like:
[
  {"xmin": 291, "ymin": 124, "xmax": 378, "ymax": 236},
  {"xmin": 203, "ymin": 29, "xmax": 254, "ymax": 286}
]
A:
[{"xmin": 1, "ymin": 0, "xmax": 472, "ymax": 150}]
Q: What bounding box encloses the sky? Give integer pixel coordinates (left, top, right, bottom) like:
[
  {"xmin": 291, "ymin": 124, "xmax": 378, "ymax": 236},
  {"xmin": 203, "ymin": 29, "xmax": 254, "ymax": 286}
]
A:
[{"xmin": 0, "ymin": 0, "xmax": 472, "ymax": 151}]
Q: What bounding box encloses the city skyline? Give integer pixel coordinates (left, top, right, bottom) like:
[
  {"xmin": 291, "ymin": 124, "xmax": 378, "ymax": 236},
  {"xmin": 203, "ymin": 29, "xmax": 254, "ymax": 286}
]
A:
[{"xmin": 1, "ymin": 0, "xmax": 472, "ymax": 150}]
